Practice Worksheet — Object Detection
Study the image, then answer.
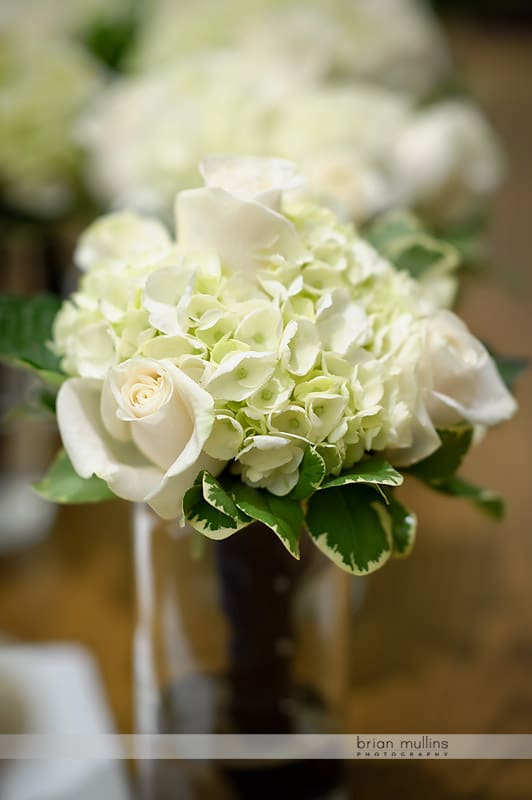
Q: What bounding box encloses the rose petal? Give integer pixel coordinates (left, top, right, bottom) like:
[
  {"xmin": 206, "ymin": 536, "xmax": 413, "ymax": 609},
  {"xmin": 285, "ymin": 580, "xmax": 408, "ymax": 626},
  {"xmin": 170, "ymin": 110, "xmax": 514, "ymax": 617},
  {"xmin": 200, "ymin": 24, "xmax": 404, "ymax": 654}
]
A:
[
  {"xmin": 423, "ymin": 311, "xmax": 517, "ymax": 427},
  {"xmin": 147, "ymin": 451, "xmax": 225, "ymax": 520},
  {"xmin": 57, "ymin": 378, "xmax": 163, "ymax": 501},
  {"xmin": 199, "ymin": 155, "xmax": 303, "ymax": 212},
  {"xmin": 176, "ymin": 187, "xmax": 308, "ymax": 274}
]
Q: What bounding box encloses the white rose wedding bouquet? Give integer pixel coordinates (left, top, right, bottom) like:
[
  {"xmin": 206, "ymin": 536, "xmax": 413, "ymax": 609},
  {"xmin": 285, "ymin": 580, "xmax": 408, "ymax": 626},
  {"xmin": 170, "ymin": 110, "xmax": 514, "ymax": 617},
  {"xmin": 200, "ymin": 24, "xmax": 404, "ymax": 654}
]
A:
[{"xmin": 0, "ymin": 157, "xmax": 519, "ymax": 575}]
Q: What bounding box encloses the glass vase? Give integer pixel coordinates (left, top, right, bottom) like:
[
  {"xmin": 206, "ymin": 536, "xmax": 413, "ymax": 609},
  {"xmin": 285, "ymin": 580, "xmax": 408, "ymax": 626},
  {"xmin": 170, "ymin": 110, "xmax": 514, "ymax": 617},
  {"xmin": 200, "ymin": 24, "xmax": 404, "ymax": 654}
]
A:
[{"xmin": 132, "ymin": 503, "xmax": 352, "ymax": 800}]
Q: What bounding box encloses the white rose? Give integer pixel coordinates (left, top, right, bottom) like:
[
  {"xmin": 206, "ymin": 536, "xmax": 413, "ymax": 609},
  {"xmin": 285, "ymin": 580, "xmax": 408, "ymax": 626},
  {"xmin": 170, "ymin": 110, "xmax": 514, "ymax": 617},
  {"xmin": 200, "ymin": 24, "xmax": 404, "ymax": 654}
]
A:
[
  {"xmin": 176, "ymin": 157, "xmax": 309, "ymax": 275},
  {"xmin": 421, "ymin": 310, "xmax": 517, "ymax": 428},
  {"xmin": 391, "ymin": 101, "xmax": 504, "ymax": 224},
  {"xmin": 56, "ymin": 358, "xmax": 223, "ymax": 519},
  {"xmin": 200, "ymin": 155, "xmax": 303, "ymax": 213}
]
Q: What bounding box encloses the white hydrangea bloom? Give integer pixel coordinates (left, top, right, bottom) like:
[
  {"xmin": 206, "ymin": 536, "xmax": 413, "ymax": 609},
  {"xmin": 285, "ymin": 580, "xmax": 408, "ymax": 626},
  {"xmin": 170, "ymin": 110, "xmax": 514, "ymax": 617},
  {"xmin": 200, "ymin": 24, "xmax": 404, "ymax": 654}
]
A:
[
  {"xmin": 54, "ymin": 157, "xmax": 516, "ymax": 506},
  {"xmin": 0, "ymin": 31, "xmax": 103, "ymax": 215}
]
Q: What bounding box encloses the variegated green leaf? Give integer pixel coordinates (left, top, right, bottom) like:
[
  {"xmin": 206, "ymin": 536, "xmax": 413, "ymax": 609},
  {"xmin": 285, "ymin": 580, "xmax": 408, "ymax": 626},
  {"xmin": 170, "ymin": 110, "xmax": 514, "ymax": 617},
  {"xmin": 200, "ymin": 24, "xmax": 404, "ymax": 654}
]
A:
[
  {"xmin": 315, "ymin": 443, "xmax": 342, "ymax": 476},
  {"xmin": 430, "ymin": 475, "xmax": 504, "ymax": 520},
  {"xmin": 388, "ymin": 495, "xmax": 417, "ymax": 558},
  {"xmin": 182, "ymin": 484, "xmax": 249, "ymax": 540},
  {"xmin": 390, "ymin": 235, "xmax": 460, "ymax": 280},
  {"xmin": 365, "ymin": 210, "xmax": 460, "ymax": 279},
  {"xmin": 364, "ymin": 209, "xmax": 423, "ymax": 251},
  {"xmin": 290, "ymin": 446, "xmax": 326, "ymax": 500},
  {"xmin": 407, "ymin": 424, "xmax": 473, "ymax": 482},
  {"xmin": 305, "ymin": 485, "xmax": 393, "ymax": 575},
  {"xmin": 33, "ymin": 449, "xmax": 115, "ymax": 504},
  {"xmin": 201, "ymin": 471, "xmax": 250, "ymax": 525},
  {"xmin": 320, "ymin": 455, "xmax": 403, "ymax": 491},
  {"xmin": 229, "ymin": 481, "xmax": 302, "ymax": 558}
]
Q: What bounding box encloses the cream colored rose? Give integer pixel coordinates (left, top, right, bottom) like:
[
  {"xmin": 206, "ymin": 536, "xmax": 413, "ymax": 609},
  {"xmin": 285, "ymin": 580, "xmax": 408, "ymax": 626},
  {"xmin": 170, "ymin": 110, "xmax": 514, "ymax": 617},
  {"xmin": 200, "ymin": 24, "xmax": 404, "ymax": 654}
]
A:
[
  {"xmin": 56, "ymin": 358, "xmax": 223, "ymax": 519},
  {"xmin": 176, "ymin": 157, "xmax": 308, "ymax": 275},
  {"xmin": 200, "ymin": 155, "xmax": 303, "ymax": 212},
  {"xmin": 420, "ymin": 310, "xmax": 517, "ymax": 428}
]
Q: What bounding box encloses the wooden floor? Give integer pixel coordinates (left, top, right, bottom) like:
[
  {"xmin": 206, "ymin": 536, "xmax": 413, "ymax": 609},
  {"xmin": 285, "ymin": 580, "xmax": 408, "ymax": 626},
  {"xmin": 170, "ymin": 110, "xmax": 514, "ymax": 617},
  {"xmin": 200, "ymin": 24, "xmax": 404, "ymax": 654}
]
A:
[{"xmin": 0, "ymin": 19, "xmax": 531, "ymax": 800}]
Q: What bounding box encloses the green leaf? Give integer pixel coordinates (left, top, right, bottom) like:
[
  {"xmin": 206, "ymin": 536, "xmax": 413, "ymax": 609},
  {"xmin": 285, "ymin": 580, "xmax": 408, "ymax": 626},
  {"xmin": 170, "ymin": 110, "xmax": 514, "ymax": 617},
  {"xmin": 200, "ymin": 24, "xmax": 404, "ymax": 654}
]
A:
[
  {"xmin": 201, "ymin": 471, "xmax": 250, "ymax": 525},
  {"xmin": 433, "ymin": 213, "xmax": 487, "ymax": 267},
  {"xmin": 229, "ymin": 481, "xmax": 303, "ymax": 558},
  {"xmin": 0, "ymin": 294, "xmax": 65, "ymax": 384},
  {"xmin": 407, "ymin": 424, "xmax": 473, "ymax": 482},
  {"xmin": 306, "ymin": 485, "xmax": 393, "ymax": 575},
  {"xmin": 388, "ymin": 495, "xmax": 417, "ymax": 557},
  {"xmin": 365, "ymin": 210, "xmax": 423, "ymax": 251},
  {"xmin": 182, "ymin": 484, "xmax": 250, "ymax": 540},
  {"xmin": 364, "ymin": 211, "xmax": 460, "ymax": 279},
  {"xmin": 429, "ymin": 475, "xmax": 505, "ymax": 520},
  {"xmin": 321, "ymin": 455, "xmax": 403, "ymax": 491},
  {"xmin": 290, "ymin": 446, "xmax": 326, "ymax": 500},
  {"xmin": 80, "ymin": 16, "xmax": 138, "ymax": 71},
  {"xmin": 391, "ymin": 236, "xmax": 460, "ymax": 280},
  {"xmin": 33, "ymin": 450, "xmax": 115, "ymax": 504},
  {"xmin": 315, "ymin": 443, "xmax": 343, "ymax": 476}
]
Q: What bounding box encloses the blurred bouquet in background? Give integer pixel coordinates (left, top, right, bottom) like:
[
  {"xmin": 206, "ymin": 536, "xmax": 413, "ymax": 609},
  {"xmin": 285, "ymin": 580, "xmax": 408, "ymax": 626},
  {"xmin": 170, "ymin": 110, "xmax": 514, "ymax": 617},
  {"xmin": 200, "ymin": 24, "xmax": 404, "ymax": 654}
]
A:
[
  {"xmin": 0, "ymin": 32, "xmax": 102, "ymax": 219},
  {"xmin": 1, "ymin": 0, "xmax": 504, "ymax": 234},
  {"xmin": 0, "ymin": 0, "xmax": 136, "ymax": 221},
  {"xmin": 76, "ymin": 0, "xmax": 503, "ymax": 285},
  {"xmin": 130, "ymin": 0, "xmax": 451, "ymax": 97},
  {"xmin": 80, "ymin": 54, "xmax": 503, "ymax": 236}
]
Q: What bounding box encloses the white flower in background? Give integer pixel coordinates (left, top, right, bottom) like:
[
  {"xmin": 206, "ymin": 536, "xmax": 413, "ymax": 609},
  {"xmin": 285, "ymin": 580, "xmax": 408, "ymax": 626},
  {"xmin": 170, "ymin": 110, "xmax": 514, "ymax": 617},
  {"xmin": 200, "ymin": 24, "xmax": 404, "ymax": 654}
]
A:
[
  {"xmin": 79, "ymin": 53, "xmax": 290, "ymax": 220},
  {"xmin": 269, "ymin": 85, "xmax": 412, "ymax": 220},
  {"xmin": 391, "ymin": 101, "xmax": 505, "ymax": 225},
  {"xmin": 80, "ymin": 51, "xmax": 501, "ymax": 229},
  {"xmin": 301, "ymin": 152, "xmax": 393, "ymax": 223},
  {"xmin": 131, "ymin": 0, "xmax": 450, "ymax": 99},
  {"xmin": 80, "ymin": 55, "xmax": 412, "ymax": 223},
  {"xmin": 0, "ymin": 33, "xmax": 102, "ymax": 215},
  {"xmin": 57, "ymin": 358, "xmax": 221, "ymax": 519},
  {"xmin": 54, "ymin": 157, "xmax": 516, "ymax": 506}
]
